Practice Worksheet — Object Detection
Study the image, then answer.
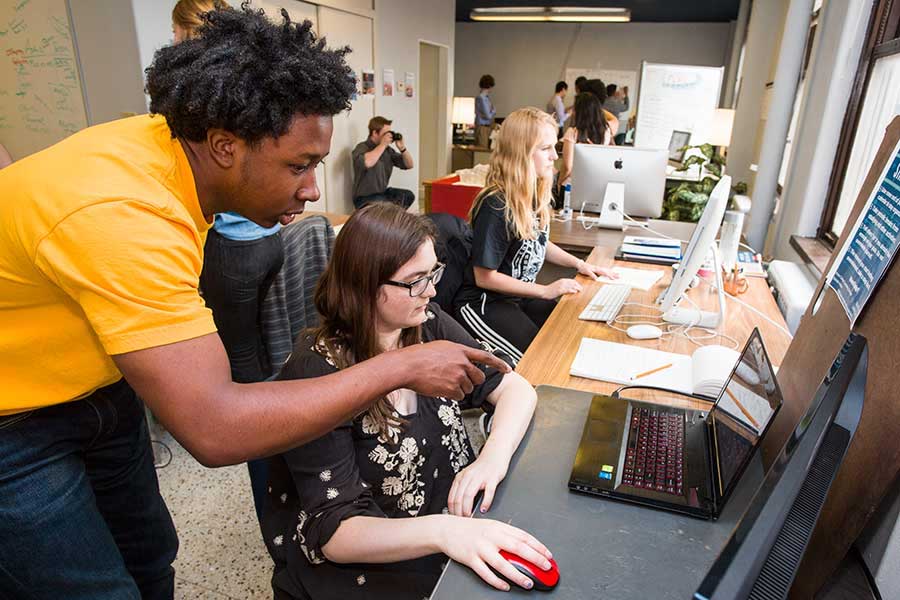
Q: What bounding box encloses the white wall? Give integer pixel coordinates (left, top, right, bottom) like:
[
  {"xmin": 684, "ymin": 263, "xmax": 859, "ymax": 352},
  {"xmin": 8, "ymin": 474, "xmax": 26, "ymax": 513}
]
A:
[
  {"xmin": 374, "ymin": 0, "xmax": 455, "ymax": 197},
  {"xmin": 130, "ymin": 0, "xmax": 178, "ymax": 87},
  {"xmin": 454, "ymin": 22, "xmax": 732, "ymax": 119}
]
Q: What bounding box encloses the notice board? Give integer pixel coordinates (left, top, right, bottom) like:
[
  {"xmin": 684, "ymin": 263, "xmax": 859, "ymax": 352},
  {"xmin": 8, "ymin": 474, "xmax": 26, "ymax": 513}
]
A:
[
  {"xmin": 0, "ymin": 0, "xmax": 88, "ymax": 160},
  {"xmin": 634, "ymin": 62, "xmax": 723, "ymax": 150}
]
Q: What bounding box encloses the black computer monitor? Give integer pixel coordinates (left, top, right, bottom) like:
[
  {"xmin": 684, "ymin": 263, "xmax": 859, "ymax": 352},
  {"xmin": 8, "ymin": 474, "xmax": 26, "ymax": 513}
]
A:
[{"xmin": 694, "ymin": 332, "xmax": 868, "ymax": 600}]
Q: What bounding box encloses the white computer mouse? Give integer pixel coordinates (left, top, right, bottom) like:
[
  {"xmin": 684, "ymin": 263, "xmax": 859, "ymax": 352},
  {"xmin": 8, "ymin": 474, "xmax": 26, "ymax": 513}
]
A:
[{"xmin": 626, "ymin": 324, "xmax": 663, "ymax": 340}]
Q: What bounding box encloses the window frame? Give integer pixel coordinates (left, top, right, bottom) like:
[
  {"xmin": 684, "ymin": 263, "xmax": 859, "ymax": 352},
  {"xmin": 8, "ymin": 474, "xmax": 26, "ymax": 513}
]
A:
[{"xmin": 817, "ymin": 0, "xmax": 900, "ymax": 246}]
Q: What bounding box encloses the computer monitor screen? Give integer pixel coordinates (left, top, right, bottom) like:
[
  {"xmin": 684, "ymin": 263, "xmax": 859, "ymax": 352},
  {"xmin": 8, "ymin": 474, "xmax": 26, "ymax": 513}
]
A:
[
  {"xmin": 658, "ymin": 175, "xmax": 731, "ymax": 314},
  {"xmin": 571, "ymin": 144, "xmax": 668, "ymax": 218},
  {"xmin": 709, "ymin": 329, "xmax": 782, "ymax": 502}
]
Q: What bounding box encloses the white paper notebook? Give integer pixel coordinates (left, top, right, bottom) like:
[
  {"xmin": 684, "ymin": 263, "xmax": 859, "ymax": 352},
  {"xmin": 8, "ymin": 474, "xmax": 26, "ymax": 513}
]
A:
[
  {"xmin": 569, "ymin": 338, "xmax": 741, "ymax": 397},
  {"xmin": 597, "ymin": 267, "xmax": 665, "ymax": 291}
]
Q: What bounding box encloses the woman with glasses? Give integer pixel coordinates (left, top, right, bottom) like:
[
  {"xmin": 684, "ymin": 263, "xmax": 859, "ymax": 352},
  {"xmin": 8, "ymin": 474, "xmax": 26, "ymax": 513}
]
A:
[{"xmin": 262, "ymin": 202, "xmax": 547, "ymax": 600}]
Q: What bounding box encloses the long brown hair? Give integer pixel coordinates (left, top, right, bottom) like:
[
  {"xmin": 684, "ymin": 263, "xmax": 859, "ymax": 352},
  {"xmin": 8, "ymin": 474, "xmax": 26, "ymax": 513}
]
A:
[
  {"xmin": 469, "ymin": 107, "xmax": 555, "ymax": 240},
  {"xmin": 313, "ymin": 202, "xmax": 437, "ymax": 441}
]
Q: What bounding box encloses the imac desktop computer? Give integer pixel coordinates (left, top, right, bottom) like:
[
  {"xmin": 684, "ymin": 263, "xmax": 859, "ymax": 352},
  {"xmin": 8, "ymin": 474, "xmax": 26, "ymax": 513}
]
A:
[
  {"xmin": 570, "ymin": 144, "xmax": 668, "ymax": 230},
  {"xmin": 655, "ymin": 175, "xmax": 732, "ymax": 329}
]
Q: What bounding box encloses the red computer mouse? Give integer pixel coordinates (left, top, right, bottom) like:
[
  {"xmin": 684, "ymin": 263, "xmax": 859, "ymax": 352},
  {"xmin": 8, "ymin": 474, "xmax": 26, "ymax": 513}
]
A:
[{"xmin": 497, "ymin": 550, "xmax": 560, "ymax": 591}]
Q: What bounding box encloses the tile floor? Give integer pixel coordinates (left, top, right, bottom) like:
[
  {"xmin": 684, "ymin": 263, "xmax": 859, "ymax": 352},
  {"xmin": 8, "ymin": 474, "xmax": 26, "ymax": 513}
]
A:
[{"xmin": 154, "ymin": 413, "xmax": 486, "ymax": 599}]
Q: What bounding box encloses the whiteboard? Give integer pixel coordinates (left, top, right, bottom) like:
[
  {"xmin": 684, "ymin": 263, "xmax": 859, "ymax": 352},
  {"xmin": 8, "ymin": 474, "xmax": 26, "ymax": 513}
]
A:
[
  {"xmin": 0, "ymin": 0, "xmax": 88, "ymax": 160},
  {"xmin": 634, "ymin": 62, "xmax": 723, "ymax": 151},
  {"xmin": 565, "ymin": 67, "xmax": 637, "ymax": 120}
]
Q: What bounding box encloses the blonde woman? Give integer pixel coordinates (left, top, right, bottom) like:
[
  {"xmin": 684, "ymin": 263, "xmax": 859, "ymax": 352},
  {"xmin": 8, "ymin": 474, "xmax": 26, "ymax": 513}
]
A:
[
  {"xmin": 454, "ymin": 107, "xmax": 617, "ymax": 361},
  {"xmin": 172, "ymin": 0, "xmax": 228, "ymax": 42}
]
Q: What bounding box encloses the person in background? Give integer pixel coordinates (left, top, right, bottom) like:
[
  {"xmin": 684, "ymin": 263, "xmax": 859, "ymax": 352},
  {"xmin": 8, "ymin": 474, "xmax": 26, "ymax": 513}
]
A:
[
  {"xmin": 0, "ymin": 143, "xmax": 12, "ymax": 169},
  {"xmin": 574, "ymin": 75, "xmax": 587, "ymax": 95},
  {"xmin": 264, "ymin": 202, "xmax": 547, "ymax": 599},
  {"xmin": 581, "ymin": 78, "xmax": 619, "ymax": 138},
  {"xmin": 0, "ymin": 8, "xmax": 507, "ymax": 599},
  {"xmin": 603, "ymin": 83, "xmax": 631, "ymax": 145},
  {"xmin": 546, "ymin": 80, "xmax": 570, "ymax": 138},
  {"xmin": 172, "ymin": 0, "xmax": 281, "ymax": 522},
  {"xmin": 475, "ymin": 74, "xmax": 496, "ymax": 147},
  {"xmin": 454, "ymin": 108, "xmax": 617, "ymax": 362},
  {"xmin": 558, "ymin": 92, "xmax": 613, "ymax": 190},
  {"xmin": 352, "ymin": 116, "xmax": 414, "ymax": 210}
]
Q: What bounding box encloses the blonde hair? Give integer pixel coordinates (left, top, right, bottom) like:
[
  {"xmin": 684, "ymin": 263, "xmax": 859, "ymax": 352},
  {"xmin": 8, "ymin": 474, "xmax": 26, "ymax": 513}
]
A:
[
  {"xmin": 172, "ymin": 0, "xmax": 229, "ymax": 38},
  {"xmin": 469, "ymin": 107, "xmax": 556, "ymax": 240}
]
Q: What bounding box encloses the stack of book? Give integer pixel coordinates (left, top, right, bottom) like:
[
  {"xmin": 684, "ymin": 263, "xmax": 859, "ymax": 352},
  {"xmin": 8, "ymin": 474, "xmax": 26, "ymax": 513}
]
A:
[{"xmin": 615, "ymin": 236, "xmax": 683, "ymax": 265}]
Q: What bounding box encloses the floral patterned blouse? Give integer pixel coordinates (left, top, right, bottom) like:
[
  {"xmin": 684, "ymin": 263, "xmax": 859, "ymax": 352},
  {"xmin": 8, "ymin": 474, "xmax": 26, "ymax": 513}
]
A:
[{"xmin": 262, "ymin": 304, "xmax": 505, "ymax": 600}]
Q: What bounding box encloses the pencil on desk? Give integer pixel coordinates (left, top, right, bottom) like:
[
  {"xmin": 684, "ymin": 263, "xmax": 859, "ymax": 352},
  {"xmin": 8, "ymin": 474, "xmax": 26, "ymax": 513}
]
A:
[
  {"xmin": 631, "ymin": 363, "xmax": 672, "ymax": 380},
  {"xmin": 725, "ymin": 387, "xmax": 760, "ymax": 428}
]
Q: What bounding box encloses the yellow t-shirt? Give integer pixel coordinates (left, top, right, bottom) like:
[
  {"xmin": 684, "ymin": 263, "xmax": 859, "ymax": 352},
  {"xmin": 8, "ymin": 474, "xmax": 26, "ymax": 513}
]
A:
[{"xmin": 0, "ymin": 115, "xmax": 217, "ymax": 415}]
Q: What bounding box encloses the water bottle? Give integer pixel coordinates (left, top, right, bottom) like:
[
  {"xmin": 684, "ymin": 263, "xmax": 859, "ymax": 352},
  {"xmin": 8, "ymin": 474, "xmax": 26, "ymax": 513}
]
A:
[{"xmin": 560, "ymin": 183, "xmax": 573, "ymax": 220}]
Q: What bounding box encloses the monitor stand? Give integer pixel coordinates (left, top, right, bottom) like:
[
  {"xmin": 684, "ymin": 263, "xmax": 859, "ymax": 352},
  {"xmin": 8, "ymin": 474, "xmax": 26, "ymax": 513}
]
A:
[
  {"xmin": 662, "ymin": 243, "xmax": 726, "ymax": 329},
  {"xmin": 580, "ymin": 181, "xmax": 625, "ymax": 230}
]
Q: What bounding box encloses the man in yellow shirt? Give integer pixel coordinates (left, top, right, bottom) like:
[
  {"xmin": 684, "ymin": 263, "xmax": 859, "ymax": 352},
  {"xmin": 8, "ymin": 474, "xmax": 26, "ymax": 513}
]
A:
[{"xmin": 0, "ymin": 8, "xmax": 505, "ymax": 600}]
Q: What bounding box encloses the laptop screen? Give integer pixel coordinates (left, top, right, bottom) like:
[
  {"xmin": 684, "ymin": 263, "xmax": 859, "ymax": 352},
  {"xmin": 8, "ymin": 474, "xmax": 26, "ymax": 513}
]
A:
[{"xmin": 709, "ymin": 329, "xmax": 783, "ymax": 502}]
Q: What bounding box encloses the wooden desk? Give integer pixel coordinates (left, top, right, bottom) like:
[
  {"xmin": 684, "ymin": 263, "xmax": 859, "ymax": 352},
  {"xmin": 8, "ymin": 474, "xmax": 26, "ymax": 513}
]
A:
[
  {"xmin": 550, "ymin": 217, "xmax": 695, "ymax": 254},
  {"xmin": 516, "ymin": 246, "xmax": 791, "ymax": 398}
]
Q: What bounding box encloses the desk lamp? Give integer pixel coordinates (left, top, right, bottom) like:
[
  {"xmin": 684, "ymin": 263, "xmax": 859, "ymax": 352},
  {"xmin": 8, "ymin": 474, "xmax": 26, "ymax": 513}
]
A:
[
  {"xmin": 452, "ymin": 97, "xmax": 475, "ymax": 144},
  {"xmin": 709, "ymin": 108, "xmax": 735, "ymax": 160}
]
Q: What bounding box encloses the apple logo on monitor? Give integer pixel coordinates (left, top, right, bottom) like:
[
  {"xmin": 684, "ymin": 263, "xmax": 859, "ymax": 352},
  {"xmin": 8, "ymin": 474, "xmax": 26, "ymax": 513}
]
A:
[{"xmin": 614, "ymin": 158, "xmax": 623, "ymax": 169}]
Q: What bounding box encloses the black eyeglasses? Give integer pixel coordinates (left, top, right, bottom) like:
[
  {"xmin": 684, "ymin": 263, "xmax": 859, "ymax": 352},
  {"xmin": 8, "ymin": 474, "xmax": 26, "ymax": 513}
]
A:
[{"xmin": 384, "ymin": 262, "xmax": 445, "ymax": 297}]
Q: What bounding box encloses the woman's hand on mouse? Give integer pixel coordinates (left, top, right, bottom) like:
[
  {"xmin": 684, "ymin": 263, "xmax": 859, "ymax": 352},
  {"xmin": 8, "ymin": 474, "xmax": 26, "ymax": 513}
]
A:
[
  {"xmin": 447, "ymin": 449, "xmax": 509, "ymax": 517},
  {"xmin": 575, "ymin": 259, "xmax": 618, "ymax": 281},
  {"xmin": 541, "ymin": 278, "xmax": 582, "ymax": 299},
  {"xmin": 436, "ymin": 516, "xmax": 553, "ymax": 592}
]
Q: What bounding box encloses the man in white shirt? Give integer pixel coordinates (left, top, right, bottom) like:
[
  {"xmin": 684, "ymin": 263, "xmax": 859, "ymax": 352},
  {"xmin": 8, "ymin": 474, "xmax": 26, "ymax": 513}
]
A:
[{"xmin": 546, "ymin": 81, "xmax": 570, "ymax": 137}]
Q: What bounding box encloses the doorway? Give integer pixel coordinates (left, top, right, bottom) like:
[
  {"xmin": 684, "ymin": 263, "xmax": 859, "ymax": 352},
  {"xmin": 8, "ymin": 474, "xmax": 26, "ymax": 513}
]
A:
[{"xmin": 418, "ymin": 41, "xmax": 449, "ymax": 207}]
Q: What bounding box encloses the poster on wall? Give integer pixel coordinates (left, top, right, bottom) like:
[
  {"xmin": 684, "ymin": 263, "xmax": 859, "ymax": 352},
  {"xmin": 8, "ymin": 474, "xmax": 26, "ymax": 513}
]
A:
[
  {"xmin": 383, "ymin": 69, "xmax": 395, "ymax": 96},
  {"xmin": 405, "ymin": 72, "xmax": 415, "ymax": 98},
  {"xmin": 361, "ymin": 69, "xmax": 375, "ymax": 95},
  {"xmin": 823, "ymin": 137, "xmax": 900, "ymax": 325}
]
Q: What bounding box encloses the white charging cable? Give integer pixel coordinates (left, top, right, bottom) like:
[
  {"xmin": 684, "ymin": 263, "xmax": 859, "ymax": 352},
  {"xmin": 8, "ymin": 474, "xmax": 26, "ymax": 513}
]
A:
[{"xmin": 697, "ymin": 273, "xmax": 794, "ymax": 339}]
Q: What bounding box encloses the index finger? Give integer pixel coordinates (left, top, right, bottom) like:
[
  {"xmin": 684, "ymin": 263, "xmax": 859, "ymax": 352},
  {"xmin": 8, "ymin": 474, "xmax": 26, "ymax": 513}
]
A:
[{"xmin": 462, "ymin": 347, "xmax": 511, "ymax": 373}]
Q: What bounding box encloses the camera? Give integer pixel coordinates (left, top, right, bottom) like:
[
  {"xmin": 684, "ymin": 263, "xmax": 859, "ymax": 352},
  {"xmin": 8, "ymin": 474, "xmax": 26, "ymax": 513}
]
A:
[{"xmin": 391, "ymin": 131, "xmax": 402, "ymax": 142}]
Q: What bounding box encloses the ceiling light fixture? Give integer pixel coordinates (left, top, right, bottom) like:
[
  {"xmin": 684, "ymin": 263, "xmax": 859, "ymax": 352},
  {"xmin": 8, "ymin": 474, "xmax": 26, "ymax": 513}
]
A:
[{"xmin": 470, "ymin": 7, "xmax": 631, "ymax": 23}]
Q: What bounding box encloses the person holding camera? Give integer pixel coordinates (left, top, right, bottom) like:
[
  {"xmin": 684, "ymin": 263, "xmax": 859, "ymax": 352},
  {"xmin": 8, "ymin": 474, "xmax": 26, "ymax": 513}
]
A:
[{"xmin": 352, "ymin": 116, "xmax": 415, "ymax": 210}]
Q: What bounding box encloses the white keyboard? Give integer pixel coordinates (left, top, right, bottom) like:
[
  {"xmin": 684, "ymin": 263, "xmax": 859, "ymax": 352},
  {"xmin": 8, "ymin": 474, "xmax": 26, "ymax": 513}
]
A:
[{"xmin": 579, "ymin": 284, "xmax": 632, "ymax": 322}]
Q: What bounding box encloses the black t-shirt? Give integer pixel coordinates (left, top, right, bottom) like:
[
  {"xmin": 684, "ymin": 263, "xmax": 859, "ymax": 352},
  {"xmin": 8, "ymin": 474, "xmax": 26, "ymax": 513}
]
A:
[
  {"xmin": 456, "ymin": 193, "xmax": 549, "ymax": 307},
  {"xmin": 262, "ymin": 303, "xmax": 505, "ymax": 600}
]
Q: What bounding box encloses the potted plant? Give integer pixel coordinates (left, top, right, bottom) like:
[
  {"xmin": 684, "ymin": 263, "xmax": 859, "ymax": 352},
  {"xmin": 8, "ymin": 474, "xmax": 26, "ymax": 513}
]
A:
[{"xmin": 662, "ymin": 143, "xmax": 747, "ymax": 222}]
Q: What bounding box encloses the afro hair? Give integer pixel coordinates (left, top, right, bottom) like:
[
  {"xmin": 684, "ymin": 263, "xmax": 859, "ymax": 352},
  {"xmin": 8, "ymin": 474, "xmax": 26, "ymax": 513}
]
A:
[{"xmin": 145, "ymin": 3, "xmax": 356, "ymax": 143}]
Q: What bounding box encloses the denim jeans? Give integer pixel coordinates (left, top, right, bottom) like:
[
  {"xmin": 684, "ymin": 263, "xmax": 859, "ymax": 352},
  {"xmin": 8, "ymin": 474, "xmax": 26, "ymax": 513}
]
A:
[
  {"xmin": 353, "ymin": 187, "xmax": 415, "ymax": 210},
  {"xmin": 199, "ymin": 229, "xmax": 284, "ymax": 520},
  {"xmin": 0, "ymin": 379, "xmax": 178, "ymax": 600}
]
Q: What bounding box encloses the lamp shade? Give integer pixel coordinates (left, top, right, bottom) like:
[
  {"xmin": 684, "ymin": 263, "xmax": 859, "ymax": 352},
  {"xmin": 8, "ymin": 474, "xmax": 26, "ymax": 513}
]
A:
[
  {"xmin": 452, "ymin": 97, "xmax": 476, "ymax": 125},
  {"xmin": 709, "ymin": 108, "xmax": 735, "ymax": 147}
]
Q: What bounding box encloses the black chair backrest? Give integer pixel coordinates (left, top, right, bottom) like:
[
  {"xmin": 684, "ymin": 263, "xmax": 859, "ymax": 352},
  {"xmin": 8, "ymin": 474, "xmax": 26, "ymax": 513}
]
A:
[{"xmin": 425, "ymin": 213, "xmax": 472, "ymax": 314}]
